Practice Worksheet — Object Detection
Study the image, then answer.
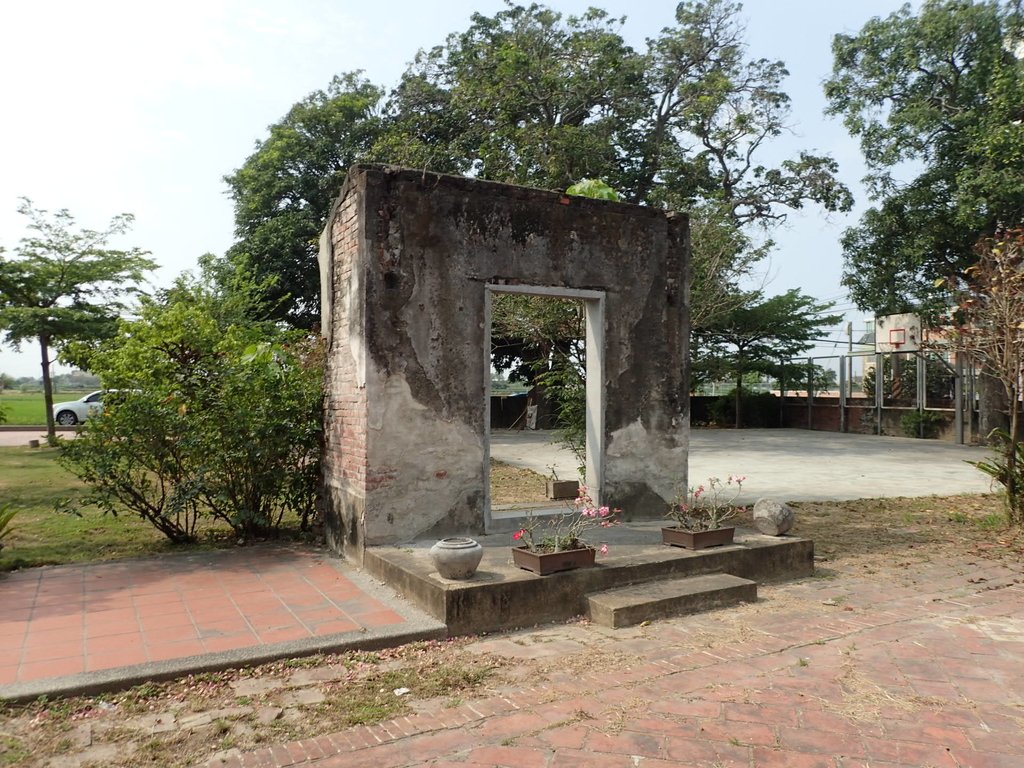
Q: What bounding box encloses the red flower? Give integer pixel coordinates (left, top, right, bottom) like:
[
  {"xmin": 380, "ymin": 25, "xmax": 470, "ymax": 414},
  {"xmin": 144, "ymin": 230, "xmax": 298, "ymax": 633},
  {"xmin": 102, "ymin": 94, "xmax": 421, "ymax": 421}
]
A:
[{"xmin": 512, "ymin": 529, "xmax": 525, "ymax": 540}]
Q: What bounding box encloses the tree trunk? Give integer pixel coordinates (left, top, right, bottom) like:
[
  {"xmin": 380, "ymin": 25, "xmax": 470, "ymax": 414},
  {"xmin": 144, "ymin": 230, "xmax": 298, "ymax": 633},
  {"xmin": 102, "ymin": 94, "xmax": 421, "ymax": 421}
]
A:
[
  {"xmin": 978, "ymin": 372, "xmax": 1010, "ymax": 443},
  {"xmin": 734, "ymin": 374, "xmax": 743, "ymax": 429},
  {"xmin": 39, "ymin": 334, "xmax": 57, "ymax": 445},
  {"xmin": 1008, "ymin": 384, "xmax": 1022, "ymax": 526}
]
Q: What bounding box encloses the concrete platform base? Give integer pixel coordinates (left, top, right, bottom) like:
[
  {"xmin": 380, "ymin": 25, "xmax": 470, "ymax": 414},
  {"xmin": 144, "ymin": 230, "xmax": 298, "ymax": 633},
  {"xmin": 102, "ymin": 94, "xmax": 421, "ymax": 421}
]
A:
[
  {"xmin": 587, "ymin": 573, "xmax": 758, "ymax": 629},
  {"xmin": 363, "ymin": 523, "xmax": 812, "ymax": 635}
]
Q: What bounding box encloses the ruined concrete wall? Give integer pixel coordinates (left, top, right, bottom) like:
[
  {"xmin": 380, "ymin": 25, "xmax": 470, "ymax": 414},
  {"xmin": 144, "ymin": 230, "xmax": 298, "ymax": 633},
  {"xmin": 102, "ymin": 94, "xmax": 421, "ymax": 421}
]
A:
[
  {"xmin": 319, "ymin": 184, "xmax": 369, "ymax": 558},
  {"xmin": 321, "ymin": 165, "xmax": 689, "ymax": 557}
]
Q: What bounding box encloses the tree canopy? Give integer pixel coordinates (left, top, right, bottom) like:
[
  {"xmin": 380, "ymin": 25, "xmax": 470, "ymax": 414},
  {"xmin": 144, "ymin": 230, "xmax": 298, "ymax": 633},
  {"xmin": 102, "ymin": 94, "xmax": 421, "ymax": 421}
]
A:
[
  {"xmin": 0, "ymin": 199, "xmax": 154, "ymax": 442},
  {"xmin": 825, "ymin": 0, "xmax": 1024, "ymax": 315},
  {"xmin": 696, "ymin": 289, "xmax": 843, "ymax": 426},
  {"xmin": 224, "ymin": 73, "xmax": 384, "ymax": 328},
  {"xmin": 224, "ymin": 0, "xmax": 852, "ymax": 330}
]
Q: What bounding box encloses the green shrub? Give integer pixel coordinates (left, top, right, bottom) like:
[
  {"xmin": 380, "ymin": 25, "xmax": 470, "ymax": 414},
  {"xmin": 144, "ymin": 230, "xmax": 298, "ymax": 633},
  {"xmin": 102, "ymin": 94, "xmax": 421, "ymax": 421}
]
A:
[
  {"xmin": 899, "ymin": 409, "xmax": 946, "ymax": 439},
  {"xmin": 535, "ymin": 361, "xmax": 585, "ymax": 470},
  {"xmin": 708, "ymin": 390, "xmax": 780, "ymax": 428},
  {"xmin": 59, "ymin": 300, "xmax": 323, "ymax": 544},
  {"xmin": 970, "ymin": 429, "xmax": 1024, "ymax": 524}
]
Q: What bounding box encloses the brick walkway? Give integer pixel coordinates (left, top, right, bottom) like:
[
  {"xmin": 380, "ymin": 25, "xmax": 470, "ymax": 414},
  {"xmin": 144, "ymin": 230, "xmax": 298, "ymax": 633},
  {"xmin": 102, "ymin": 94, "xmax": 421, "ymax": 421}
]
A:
[
  {"xmin": 207, "ymin": 554, "xmax": 1024, "ymax": 768},
  {"xmin": 0, "ymin": 546, "xmax": 434, "ymax": 693}
]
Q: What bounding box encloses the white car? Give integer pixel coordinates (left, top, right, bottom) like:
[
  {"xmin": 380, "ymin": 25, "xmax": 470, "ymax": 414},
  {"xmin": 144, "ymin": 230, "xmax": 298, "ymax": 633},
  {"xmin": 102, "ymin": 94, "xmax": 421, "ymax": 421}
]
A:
[{"xmin": 52, "ymin": 390, "xmax": 105, "ymax": 426}]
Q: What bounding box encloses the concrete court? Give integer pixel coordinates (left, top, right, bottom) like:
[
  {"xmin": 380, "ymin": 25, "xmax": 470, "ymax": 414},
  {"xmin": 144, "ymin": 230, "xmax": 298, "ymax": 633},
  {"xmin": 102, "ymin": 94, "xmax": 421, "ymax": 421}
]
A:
[
  {"xmin": 3, "ymin": 427, "xmax": 996, "ymax": 504},
  {"xmin": 491, "ymin": 428, "xmax": 994, "ymax": 504}
]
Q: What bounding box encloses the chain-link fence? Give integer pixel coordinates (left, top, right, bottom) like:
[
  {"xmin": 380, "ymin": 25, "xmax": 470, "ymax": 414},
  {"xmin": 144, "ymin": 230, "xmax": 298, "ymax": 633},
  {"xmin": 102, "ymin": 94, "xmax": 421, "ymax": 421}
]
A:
[{"xmin": 779, "ymin": 350, "xmax": 975, "ymax": 443}]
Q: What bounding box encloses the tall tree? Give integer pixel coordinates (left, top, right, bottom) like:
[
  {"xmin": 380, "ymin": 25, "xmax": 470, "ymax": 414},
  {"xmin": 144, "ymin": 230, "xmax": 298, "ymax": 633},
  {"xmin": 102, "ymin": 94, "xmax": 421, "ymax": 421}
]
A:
[
  {"xmin": 224, "ymin": 73, "xmax": 385, "ymax": 328},
  {"xmin": 224, "ymin": 1, "xmax": 852, "ymax": 331},
  {"xmin": 382, "ymin": 5, "xmax": 648, "ymax": 192},
  {"xmin": 825, "ymin": 0, "xmax": 1024, "ymax": 316},
  {"xmin": 945, "ymin": 229, "xmax": 1024, "ymax": 524},
  {"xmin": 0, "ymin": 199, "xmax": 154, "ymax": 443},
  {"xmin": 697, "ymin": 290, "xmax": 843, "ymax": 427}
]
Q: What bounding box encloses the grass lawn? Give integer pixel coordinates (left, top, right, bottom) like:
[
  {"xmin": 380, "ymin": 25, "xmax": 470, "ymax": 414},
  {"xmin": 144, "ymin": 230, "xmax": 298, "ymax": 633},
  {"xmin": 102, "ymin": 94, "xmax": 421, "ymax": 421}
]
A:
[
  {"xmin": 0, "ymin": 447, "xmax": 551, "ymax": 572},
  {"xmin": 0, "ymin": 391, "xmax": 90, "ymax": 426},
  {"xmin": 0, "ymin": 446, "xmax": 240, "ymax": 571}
]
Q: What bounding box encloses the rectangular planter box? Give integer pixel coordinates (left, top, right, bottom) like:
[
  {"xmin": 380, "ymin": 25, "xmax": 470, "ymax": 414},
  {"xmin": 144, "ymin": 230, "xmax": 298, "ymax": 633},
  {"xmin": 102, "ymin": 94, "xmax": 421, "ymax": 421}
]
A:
[
  {"xmin": 512, "ymin": 545, "xmax": 595, "ymax": 576},
  {"xmin": 546, "ymin": 479, "xmax": 580, "ymax": 500},
  {"xmin": 661, "ymin": 526, "xmax": 735, "ymax": 550}
]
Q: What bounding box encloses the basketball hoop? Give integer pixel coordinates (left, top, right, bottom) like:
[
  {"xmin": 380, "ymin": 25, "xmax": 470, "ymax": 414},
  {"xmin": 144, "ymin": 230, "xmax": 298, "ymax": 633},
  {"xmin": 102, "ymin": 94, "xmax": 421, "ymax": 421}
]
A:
[{"xmin": 875, "ymin": 313, "xmax": 921, "ymax": 353}]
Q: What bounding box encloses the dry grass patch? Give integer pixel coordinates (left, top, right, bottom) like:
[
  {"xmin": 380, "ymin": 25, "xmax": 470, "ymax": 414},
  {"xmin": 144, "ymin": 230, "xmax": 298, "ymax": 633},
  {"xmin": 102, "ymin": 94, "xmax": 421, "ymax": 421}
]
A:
[
  {"xmin": 0, "ymin": 641, "xmax": 512, "ymax": 768},
  {"xmin": 731, "ymin": 494, "xmax": 1023, "ymax": 570},
  {"xmin": 830, "ymin": 660, "xmax": 952, "ymax": 723},
  {"xmin": 489, "ymin": 459, "xmax": 548, "ymax": 505}
]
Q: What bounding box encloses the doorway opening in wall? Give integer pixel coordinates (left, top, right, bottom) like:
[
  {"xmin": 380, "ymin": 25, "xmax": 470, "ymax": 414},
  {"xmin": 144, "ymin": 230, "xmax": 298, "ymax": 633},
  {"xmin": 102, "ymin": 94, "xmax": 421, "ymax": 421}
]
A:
[{"xmin": 484, "ymin": 284, "xmax": 605, "ymax": 533}]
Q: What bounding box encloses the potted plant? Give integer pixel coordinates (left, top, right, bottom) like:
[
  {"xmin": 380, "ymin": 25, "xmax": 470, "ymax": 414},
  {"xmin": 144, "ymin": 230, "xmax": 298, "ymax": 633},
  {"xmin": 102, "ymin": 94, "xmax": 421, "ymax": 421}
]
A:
[
  {"xmin": 545, "ymin": 464, "xmax": 579, "ymax": 501},
  {"xmin": 511, "ymin": 485, "xmax": 619, "ymax": 575},
  {"xmin": 662, "ymin": 475, "xmax": 745, "ymax": 550}
]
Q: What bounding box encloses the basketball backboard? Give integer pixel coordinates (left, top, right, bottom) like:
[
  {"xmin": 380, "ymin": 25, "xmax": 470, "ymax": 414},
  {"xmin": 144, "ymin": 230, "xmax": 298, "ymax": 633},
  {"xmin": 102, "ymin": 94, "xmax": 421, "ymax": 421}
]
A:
[{"xmin": 875, "ymin": 313, "xmax": 921, "ymax": 353}]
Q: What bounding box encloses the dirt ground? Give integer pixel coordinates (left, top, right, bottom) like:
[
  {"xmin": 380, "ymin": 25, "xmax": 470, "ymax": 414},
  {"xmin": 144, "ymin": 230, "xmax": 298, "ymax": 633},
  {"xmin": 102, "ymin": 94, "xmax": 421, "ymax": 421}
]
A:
[{"xmin": 1, "ymin": 487, "xmax": 1022, "ymax": 767}]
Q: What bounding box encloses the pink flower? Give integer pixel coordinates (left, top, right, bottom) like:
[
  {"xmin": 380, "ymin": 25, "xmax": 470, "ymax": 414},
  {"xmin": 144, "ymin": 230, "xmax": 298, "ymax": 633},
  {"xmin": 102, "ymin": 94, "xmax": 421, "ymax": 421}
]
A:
[
  {"xmin": 599, "ymin": 544, "xmax": 609, "ymax": 555},
  {"xmin": 598, "ymin": 506, "xmax": 610, "ymax": 517},
  {"xmin": 512, "ymin": 529, "xmax": 525, "ymax": 540}
]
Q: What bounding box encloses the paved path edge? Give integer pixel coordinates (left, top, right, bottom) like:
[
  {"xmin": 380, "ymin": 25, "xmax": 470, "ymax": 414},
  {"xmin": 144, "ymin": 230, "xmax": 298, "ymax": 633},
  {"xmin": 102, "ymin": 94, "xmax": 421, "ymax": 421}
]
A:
[
  {"xmin": 1, "ymin": 620, "xmax": 447, "ymax": 704},
  {"xmin": 1, "ymin": 554, "xmax": 449, "ymax": 703}
]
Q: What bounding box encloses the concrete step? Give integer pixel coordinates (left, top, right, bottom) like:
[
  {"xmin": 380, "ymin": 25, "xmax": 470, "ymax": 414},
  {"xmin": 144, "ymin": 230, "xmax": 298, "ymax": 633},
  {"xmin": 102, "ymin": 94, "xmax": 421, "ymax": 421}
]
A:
[{"xmin": 586, "ymin": 573, "xmax": 757, "ymax": 629}]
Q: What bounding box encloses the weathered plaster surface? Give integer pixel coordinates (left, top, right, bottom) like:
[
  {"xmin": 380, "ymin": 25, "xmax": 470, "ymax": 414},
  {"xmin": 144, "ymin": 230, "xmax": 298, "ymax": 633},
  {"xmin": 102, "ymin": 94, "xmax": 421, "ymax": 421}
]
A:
[
  {"xmin": 320, "ymin": 165, "xmax": 690, "ymax": 557},
  {"xmin": 605, "ymin": 419, "xmax": 689, "ymax": 515},
  {"xmin": 363, "ymin": 371, "xmax": 484, "ymax": 544}
]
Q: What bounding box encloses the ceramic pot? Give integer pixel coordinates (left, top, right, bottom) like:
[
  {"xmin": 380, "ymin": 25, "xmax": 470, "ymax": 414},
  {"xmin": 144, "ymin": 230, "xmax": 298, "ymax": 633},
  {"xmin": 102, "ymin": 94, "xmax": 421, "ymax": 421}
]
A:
[{"xmin": 429, "ymin": 537, "xmax": 484, "ymax": 580}]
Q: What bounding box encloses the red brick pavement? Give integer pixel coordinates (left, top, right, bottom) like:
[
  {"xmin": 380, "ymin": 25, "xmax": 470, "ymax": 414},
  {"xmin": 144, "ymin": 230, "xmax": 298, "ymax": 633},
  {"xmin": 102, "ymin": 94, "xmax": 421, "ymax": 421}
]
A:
[
  {"xmin": 205, "ymin": 554, "xmax": 1024, "ymax": 768},
  {"xmin": 0, "ymin": 547, "xmax": 407, "ymax": 688}
]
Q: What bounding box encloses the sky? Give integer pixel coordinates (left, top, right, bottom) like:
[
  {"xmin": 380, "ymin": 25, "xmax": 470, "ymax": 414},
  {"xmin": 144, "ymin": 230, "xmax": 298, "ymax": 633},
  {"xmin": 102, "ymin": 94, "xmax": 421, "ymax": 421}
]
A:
[{"xmin": 0, "ymin": 0, "xmax": 915, "ymax": 378}]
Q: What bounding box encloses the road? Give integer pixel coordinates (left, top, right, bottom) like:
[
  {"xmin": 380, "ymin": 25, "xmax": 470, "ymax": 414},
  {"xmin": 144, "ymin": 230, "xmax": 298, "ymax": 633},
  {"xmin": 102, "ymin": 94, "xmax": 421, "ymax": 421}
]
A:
[{"xmin": 0, "ymin": 427, "xmax": 75, "ymax": 446}]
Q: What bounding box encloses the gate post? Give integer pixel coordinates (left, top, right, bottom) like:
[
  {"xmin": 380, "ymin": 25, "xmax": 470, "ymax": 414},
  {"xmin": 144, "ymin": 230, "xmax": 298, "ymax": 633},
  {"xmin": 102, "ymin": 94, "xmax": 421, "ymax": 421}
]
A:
[
  {"xmin": 875, "ymin": 353, "xmax": 884, "ymax": 435},
  {"xmin": 916, "ymin": 354, "xmax": 927, "ymax": 437},
  {"xmin": 806, "ymin": 357, "xmax": 814, "ymax": 429},
  {"xmin": 779, "ymin": 358, "xmax": 786, "ymax": 427},
  {"xmin": 955, "ymin": 355, "xmax": 965, "ymax": 445},
  {"xmin": 839, "ymin": 355, "xmax": 847, "ymax": 433}
]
